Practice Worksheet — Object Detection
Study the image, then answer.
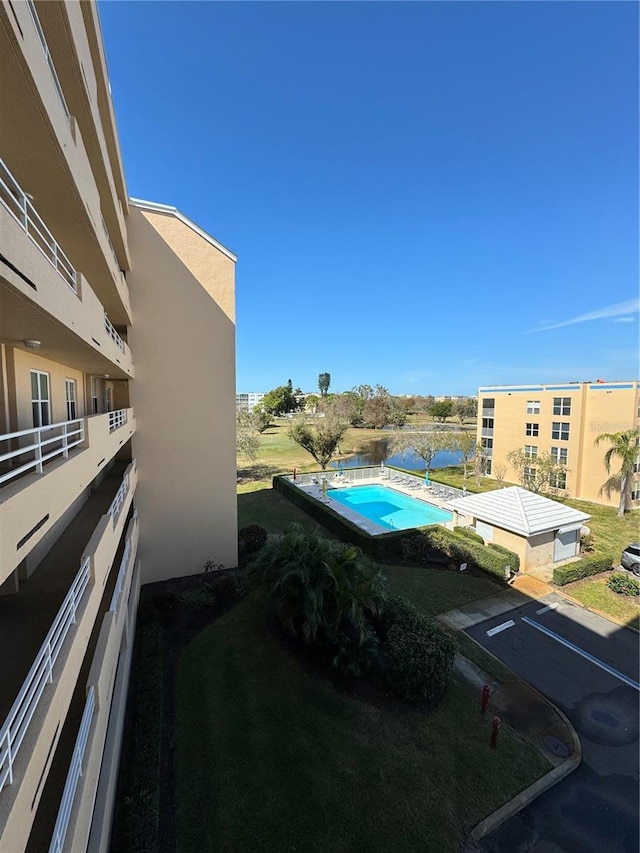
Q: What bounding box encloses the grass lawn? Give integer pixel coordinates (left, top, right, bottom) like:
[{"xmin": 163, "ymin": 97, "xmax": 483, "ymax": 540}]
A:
[
  {"xmin": 563, "ymin": 572, "xmax": 639, "ymax": 630},
  {"xmin": 559, "ymin": 497, "xmax": 639, "ymax": 563},
  {"xmin": 384, "ymin": 564, "xmax": 501, "ymax": 617},
  {"xmin": 177, "ymin": 599, "xmax": 549, "ymax": 853}
]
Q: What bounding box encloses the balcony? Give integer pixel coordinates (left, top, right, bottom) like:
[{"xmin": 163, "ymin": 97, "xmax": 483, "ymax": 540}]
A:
[
  {"xmin": 0, "ymin": 158, "xmax": 133, "ymax": 377},
  {"xmin": 0, "ymin": 463, "xmax": 137, "ymax": 852},
  {"xmin": 481, "ymin": 427, "xmax": 494, "ymax": 438},
  {"xmin": 0, "ymin": 409, "xmax": 136, "ymax": 585}
]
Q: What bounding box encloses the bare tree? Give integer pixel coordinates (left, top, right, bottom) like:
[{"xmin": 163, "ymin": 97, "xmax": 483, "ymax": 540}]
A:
[
  {"xmin": 389, "ymin": 428, "xmax": 452, "ymax": 471},
  {"xmin": 450, "ymin": 430, "xmax": 477, "ymax": 482},
  {"xmin": 506, "ymin": 448, "xmax": 569, "ymax": 494},
  {"xmin": 236, "ymin": 410, "xmax": 260, "ymax": 460}
]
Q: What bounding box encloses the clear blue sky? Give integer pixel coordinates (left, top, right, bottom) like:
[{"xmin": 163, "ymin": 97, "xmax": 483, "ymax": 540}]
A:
[{"xmin": 99, "ymin": 1, "xmax": 638, "ymax": 396}]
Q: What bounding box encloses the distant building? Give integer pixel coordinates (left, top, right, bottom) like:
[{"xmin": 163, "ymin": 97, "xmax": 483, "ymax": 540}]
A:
[
  {"xmin": 236, "ymin": 392, "xmax": 266, "ymax": 411},
  {"xmin": 477, "ymin": 381, "xmax": 640, "ymax": 507}
]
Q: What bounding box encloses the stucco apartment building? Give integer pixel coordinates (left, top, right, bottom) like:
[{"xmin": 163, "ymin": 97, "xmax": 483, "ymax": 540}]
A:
[
  {"xmin": 477, "ymin": 381, "xmax": 640, "ymax": 508},
  {"xmin": 0, "ymin": 2, "xmax": 237, "ymax": 851},
  {"xmin": 236, "ymin": 391, "xmax": 265, "ymax": 411}
]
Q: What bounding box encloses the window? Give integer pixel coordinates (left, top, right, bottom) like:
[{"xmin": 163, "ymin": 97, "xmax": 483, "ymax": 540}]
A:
[
  {"xmin": 482, "ymin": 398, "xmax": 495, "ymax": 409},
  {"xmin": 523, "ymin": 466, "xmax": 537, "ymax": 481},
  {"xmin": 481, "ymin": 438, "xmax": 493, "ymax": 449},
  {"xmin": 551, "ymin": 422, "xmax": 570, "ymax": 441},
  {"xmin": 31, "ymin": 370, "xmax": 51, "ymax": 427},
  {"xmin": 526, "ymin": 400, "xmax": 540, "ymax": 414},
  {"xmin": 91, "ymin": 377, "xmax": 99, "ymax": 414},
  {"xmin": 551, "ymin": 472, "xmax": 567, "ymax": 490},
  {"xmin": 482, "ymin": 418, "xmax": 494, "ymax": 429},
  {"xmin": 632, "ymin": 488, "xmax": 640, "ymax": 502},
  {"xmin": 65, "ymin": 378, "xmax": 77, "ymax": 420},
  {"xmin": 553, "ymin": 397, "xmax": 571, "ymax": 416},
  {"xmin": 524, "ymin": 445, "xmax": 538, "ymax": 459},
  {"xmin": 525, "ymin": 422, "xmax": 539, "ymax": 437},
  {"xmin": 105, "ymin": 385, "xmax": 113, "ymax": 413},
  {"xmin": 550, "ymin": 446, "xmax": 568, "ymax": 465},
  {"xmin": 485, "ymin": 459, "xmax": 492, "ymax": 475}
]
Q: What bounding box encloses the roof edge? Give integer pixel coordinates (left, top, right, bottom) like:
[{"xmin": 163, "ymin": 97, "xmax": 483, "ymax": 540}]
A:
[{"xmin": 129, "ymin": 197, "xmax": 237, "ymax": 262}]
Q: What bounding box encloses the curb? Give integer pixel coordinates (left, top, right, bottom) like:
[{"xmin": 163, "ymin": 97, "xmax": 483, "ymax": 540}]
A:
[{"xmin": 555, "ymin": 588, "xmax": 640, "ymax": 635}]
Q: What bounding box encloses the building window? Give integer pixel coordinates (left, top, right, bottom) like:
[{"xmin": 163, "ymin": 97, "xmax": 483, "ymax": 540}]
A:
[
  {"xmin": 105, "ymin": 385, "xmax": 113, "ymax": 412},
  {"xmin": 553, "ymin": 397, "xmax": 571, "ymax": 416},
  {"xmin": 551, "ymin": 472, "xmax": 567, "ymax": 490},
  {"xmin": 91, "ymin": 377, "xmax": 99, "ymax": 414},
  {"xmin": 526, "ymin": 401, "xmax": 540, "ymax": 414},
  {"xmin": 551, "ymin": 422, "xmax": 570, "ymax": 441},
  {"xmin": 481, "ymin": 438, "xmax": 493, "ymax": 449},
  {"xmin": 524, "ymin": 445, "xmax": 538, "ymax": 458},
  {"xmin": 482, "ymin": 398, "xmax": 495, "ymax": 409},
  {"xmin": 485, "ymin": 459, "xmax": 492, "ymax": 475},
  {"xmin": 551, "ymin": 446, "xmax": 568, "ymax": 465},
  {"xmin": 31, "ymin": 370, "xmax": 51, "ymax": 427},
  {"xmin": 632, "ymin": 488, "xmax": 640, "ymax": 502},
  {"xmin": 482, "ymin": 418, "xmax": 494, "ymax": 429},
  {"xmin": 65, "ymin": 378, "xmax": 77, "ymax": 420},
  {"xmin": 525, "ymin": 422, "xmax": 539, "ymax": 437},
  {"xmin": 523, "ymin": 466, "xmax": 537, "ymax": 482}
]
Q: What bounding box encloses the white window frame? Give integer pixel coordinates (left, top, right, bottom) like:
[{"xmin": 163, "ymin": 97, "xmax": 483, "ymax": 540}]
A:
[
  {"xmin": 105, "ymin": 385, "xmax": 113, "ymax": 413},
  {"xmin": 482, "ymin": 417, "xmax": 494, "ymax": 429},
  {"xmin": 523, "ymin": 465, "xmax": 537, "ymax": 481},
  {"xmin": 524, "ymin": 445, "xmax": 538, "ymax": 459},
  {"xmin": 91, "ymin": 377, "xmax": 99, "ymax": 414},
  {"xmin": 632, "ymin": 488, "xmax": 640, "ymax": 501},
  {"xmin": 526, "ymin": 400, "xmax": 540, "ymax": 414},
  {"xmin": 552, "ymin": 471, "xmax": 567, "ymax": 490},
  {"xmin": 551, "ymin": 446, "xmax": 568, "ymax": 465},
  {"xmin": 553, "ymin": 397, "xmax": 571, "ymax": 416},
  {"xmin": 65, "ymin": 378, "xmax": 77, "ymax": 420},
  {"xmin": 485, "ymin": 458, "xmax": 492, "ymax": 475},
  {"xmin": 525, "ymin": 422, "xmax": 539, "ymax": 437},
  {"xmin": 31, "ymin": 369, "xmax": 51, "ymax": 427},
  {"xmin": 551, "ymin": 422, "xmax": 570, "ymax": 441}
]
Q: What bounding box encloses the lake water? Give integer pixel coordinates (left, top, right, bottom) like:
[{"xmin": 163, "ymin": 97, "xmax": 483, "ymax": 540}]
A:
[{"xmin": 330, "ymin": 438, "xmax": 465, "ymax": 472}]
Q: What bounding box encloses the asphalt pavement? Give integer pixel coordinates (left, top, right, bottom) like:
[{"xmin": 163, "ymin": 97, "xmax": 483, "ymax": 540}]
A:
[{"xmin": 466, "ymin": 592, "xmax": 639, "ymax": 853}]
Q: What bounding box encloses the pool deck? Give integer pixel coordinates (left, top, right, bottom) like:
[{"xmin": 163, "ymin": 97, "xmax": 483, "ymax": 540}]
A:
[{"xmin": 296, "ymin": 475, "xmax": 469, "ymax": 536}]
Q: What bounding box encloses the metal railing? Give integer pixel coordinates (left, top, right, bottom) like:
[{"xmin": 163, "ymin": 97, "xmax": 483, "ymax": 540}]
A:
[
  {"xmin": 0, "ymin": 418, "xmax": 84, "ymax": 487},
  {"xmin": 108, "ymin": 473, "xmax": 129, "ymax": 528},
  {"xmin": 104, "ymin": 313, "xmax": 125, "ymax": 352},
  {"xmin": 108, "ymin": 409, "xmax": 127, "ymax": 432},
  {"xmin": 109, "ymin": 538, "xmax": 131, "ymax": 612},
  {"xmin": 0, "ymin": 157, "xmax": 77, "ymax": 292},
  {"xmin": 288, "ymin": 465, "xmax": 469, "ymax": 501},
  {"xmin": 48, "ymin": 686, "xmax": 95, "ymax": 853},
  {"xmin": 101, "ymin": 214, "xmax": 120, "ymax": 272},
  {"xmin": 0, "ymin": 556, "xmax": 91, "ymax": 791},
  {"xmin": 25, "ymin": 0, "xmax": 70, "ymax": 122}
]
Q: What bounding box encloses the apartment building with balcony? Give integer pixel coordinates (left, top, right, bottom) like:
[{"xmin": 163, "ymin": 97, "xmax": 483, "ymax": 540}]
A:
[
  {"xmin": 477, "ymin": 381, "xmax": 640, "ymax": 508},
  {"xmin": 0, "ymin": 2, "xmax": 237, "ymax": 851},
  {"xmin": 236, "ymin": 391, "xmax": 265, "ymax": 411}
]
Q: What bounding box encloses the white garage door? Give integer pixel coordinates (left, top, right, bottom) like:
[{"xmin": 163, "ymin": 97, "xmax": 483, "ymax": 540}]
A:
[{"xmin": 554, "ymin": 529, "xmax": 578, "ymax": 562}]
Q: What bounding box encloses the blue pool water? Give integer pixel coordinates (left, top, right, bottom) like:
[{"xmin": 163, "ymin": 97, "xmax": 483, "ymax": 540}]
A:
[{"xmin": 328, "ymin": 484, "xmax": 453, "ymax": 531}]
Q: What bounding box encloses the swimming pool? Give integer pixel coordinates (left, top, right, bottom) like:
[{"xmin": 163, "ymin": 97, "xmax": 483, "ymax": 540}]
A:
[{"xmin": 328, "ymin": 484, "xmax": 453, "ymax": 531}]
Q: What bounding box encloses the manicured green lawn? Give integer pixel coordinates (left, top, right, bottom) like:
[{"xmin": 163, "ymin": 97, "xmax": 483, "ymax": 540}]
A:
[
  {"xmin": 238, "ymin": 486, "xmax": 322, "ymax": 532},
  {"xmin": 177, "ymin": 599, "xmax": 549, "ymax": 853},
  {"xmin": 559, "ymin": 498, "xmax": 639, "ymax": 563},
  {"xmin": 384, "ymin": 564, "xmax": 501, "ymax": 616},
  {"xmin": 563, "ymin": 572, "xmax": 639, "ymax": 630}
]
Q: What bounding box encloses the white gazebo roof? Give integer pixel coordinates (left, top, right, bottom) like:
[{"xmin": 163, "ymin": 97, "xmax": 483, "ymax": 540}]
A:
[{"xmin": 446, "ymin": 487, "xmax": 590, "ymax": 537}]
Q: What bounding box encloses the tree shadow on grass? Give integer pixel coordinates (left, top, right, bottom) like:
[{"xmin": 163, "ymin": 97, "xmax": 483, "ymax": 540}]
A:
[{"xmin": 237, "ymin": 462, "xmax": 281, "ymax": 486}]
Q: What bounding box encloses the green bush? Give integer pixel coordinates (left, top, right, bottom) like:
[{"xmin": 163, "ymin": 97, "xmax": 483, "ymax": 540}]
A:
[
  {"xmin": 238, "ymin": 524, "xmax": 268, "ymax": 557},
  {"xmin": 378, "ymin": 596, "xmax": 455, "ymax": 703},
  {"xmin": 553, "ymin": 555, "xmax": 613, "ymax": 586},
  {"xmin": 607, "ymin": 573, "xmax": 640, "ymax": 596},
  {"xmin": 454, "ymin": 527, "xmax": 485, "ymax": 545}
]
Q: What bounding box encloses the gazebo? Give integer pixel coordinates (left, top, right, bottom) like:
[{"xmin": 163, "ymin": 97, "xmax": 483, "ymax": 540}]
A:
[{"xmin": 446, "ymin": 487, "xmax": 590, "ymax": 573}]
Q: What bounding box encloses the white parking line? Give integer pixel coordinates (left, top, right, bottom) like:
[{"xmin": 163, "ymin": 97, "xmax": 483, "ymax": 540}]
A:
[
  {"xmin": 486, "ymin": 619, "xmax": 515, "ymax": 637},
  {"xmin": 535, "ymin": 602, "xmax": 560, "ymax": 615},
  {"xmin": 521, "ymin": 616, "xmax": 640, "ymax": 691}
]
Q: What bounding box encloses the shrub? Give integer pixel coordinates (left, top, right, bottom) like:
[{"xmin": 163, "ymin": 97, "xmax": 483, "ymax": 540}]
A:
[
  {"xmin": 607, "ymin": 573, "xmax": 640, "ymax": 597},
  {"xmin": 238, "ymin": 524, "xmax": 268, "ymax": 557},
  {"xmin": 553, "ymin": 555, "xmax": 613, "ymax": 586},
  {"xmin": 580, "ymin": 532, "xmax": 595, "ymax": 553},
  {"xmin": 454, "ymin": 527, "xmax": 485, "ymax": 545},
  {"xmin": 377, "ymin": 596, "xmax": 455, "ymax": 703},
  {"xmin": 179, "ymin": 573, "xmax": 242, "ymax": 608}
]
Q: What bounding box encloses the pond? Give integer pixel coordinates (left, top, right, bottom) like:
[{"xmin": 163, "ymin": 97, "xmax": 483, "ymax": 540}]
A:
[{"xmin": 330, "ymin": 437, "xmax": 467, "ymax": 472}]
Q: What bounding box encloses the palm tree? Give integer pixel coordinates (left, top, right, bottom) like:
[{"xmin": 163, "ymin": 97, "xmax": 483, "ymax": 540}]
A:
[{"xmin": 594, "ymin": 428, "xmax": 640, "ymax": 517}]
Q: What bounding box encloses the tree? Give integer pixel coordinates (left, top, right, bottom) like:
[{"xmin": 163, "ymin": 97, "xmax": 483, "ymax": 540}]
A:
[
  {"xmin": 429, "ymin": 400, "xmax": 454, "ymax": 423},
  {"xmin": 252, "ymin": 407, "xmax": 271, "ymax": 433},
  {"xmin": 493, "ymin": 461, "xmax": 507, "ymax": 488},
  {"xmin": 318, "ymin": 372, "xmax": 331, "ymax": 397},
  {"xmin": 450, "ymin": 430, "xmax": 477, "ymax": 482},
  {"xmin": 236, "ymin": 410, "xmax": 259, "ymax": 460},
  {"xmin": 389, "ymin": 428, "xmax": 452, "ymax": 471},
  {"xmin": 288, "ymin": 412, "xmax": 349, "ymax": 469},
  {"xmin": 262, "ymin": 384, "xmax": 298, "ymax": 416},
  {"xmin": 453, "ymin": 398, "xmax": 477, "ymax": 424},
  {"xmin": 474, "ymin": 442, "xmax": 487, "ymax": 485},
  {"xmin": 594, "ymin": 428, "xmax": 640, "ymax": 517},
  {"xmin": 506, "ymin": 448, "xmax": 569, "ymax": 494},
  {"xmin": 304, "ymin": 394, "xmax": 321, "ymax": 413}
]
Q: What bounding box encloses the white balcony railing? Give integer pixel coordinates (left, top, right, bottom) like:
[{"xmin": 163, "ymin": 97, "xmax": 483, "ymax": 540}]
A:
[
  {"xmin": 108, "ymin": 409, "xmax": 127, "ymax": 433},
  {"xmin": 25, "ymin": 0, "xmax": 70, "ymax": 122},
  {"xmin": 48, "ymin": 686, "xmax": 95, "ymax": 853},
  {"xmin": 108, "ymin": 462, "xmax": 134, "ymax": 528},
  {"xmin": 0, "ymin": 418, "xmax": 84, "ymax": 487},
  {"xmin": 0, "ymin": 158, "xmax": 77, "ymax": 292},
  {"xmin": 0, "ymin": 556, "xmax": 91, "ymax": 791},
  {"xmin": 104, "ymin": 313, "xmax": 125, "ymax": 352},
  {"xmin": 109, "ymin": 539, "xmax": 131, "ymax": 612}
]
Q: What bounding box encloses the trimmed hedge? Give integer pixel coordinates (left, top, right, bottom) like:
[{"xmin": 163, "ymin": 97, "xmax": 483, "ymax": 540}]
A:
[
  {"xmin": 553, "ymin": 555, "xmax": 613, "ymax": 586},
  {"xmin": 454, "ymin": 527, "xmax": 485, "ymax": 545},
  {"xmin": 273, "ymin": 475, "xmax": 517, "ymax": 581}
]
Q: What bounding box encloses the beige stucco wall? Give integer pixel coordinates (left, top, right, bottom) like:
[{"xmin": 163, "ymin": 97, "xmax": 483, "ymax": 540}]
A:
[
  {"xmin": 127, "ymin": 206, "xmax": 238, "ymax": 582},
  {"xmin": 478, "ymin": 383, "xmax": 639, "ymax": 508}
]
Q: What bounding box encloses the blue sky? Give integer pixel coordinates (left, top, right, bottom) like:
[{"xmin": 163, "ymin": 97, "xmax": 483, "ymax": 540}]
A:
[{"xmin": 99, "ymin": 1, "xmax": 638, "ymax": 396}]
